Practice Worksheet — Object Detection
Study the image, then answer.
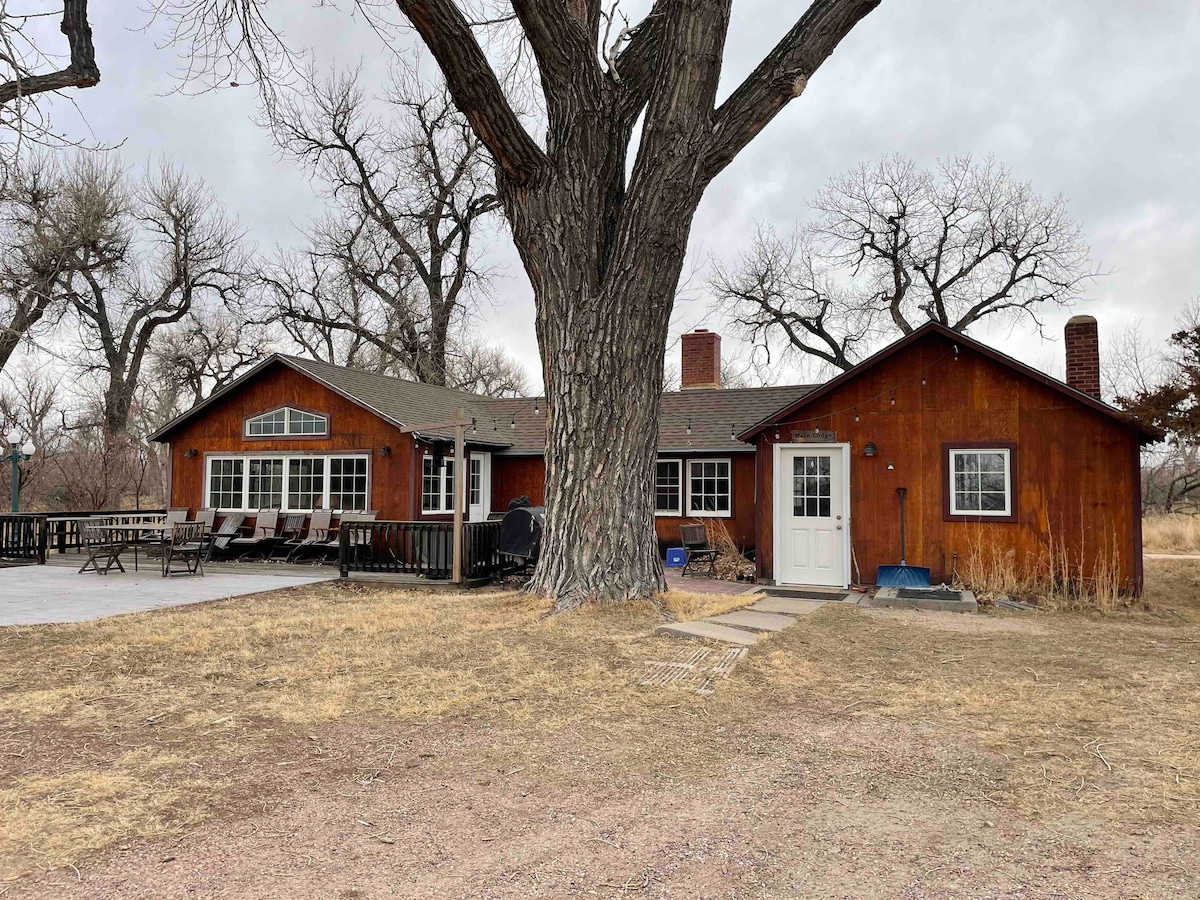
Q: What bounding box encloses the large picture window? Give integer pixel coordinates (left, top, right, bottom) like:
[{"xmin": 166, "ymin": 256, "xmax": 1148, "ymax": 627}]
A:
[
  {"xmin": 687, "ymin": 459, "xmax": 732, "ymax": 517},
  {"xmin": 245, "ymin": 407, "xmax": 329, "ymax": 438},
  {"xmin": 948, "ymin": 447, "xmax": 1012, "ymax": 517},
  {"xmin": 655, "ymin": 460, "xmax": 682, "ymax": 516},
  {"xmin": 421, "ymin": 456, "xmax": 456, "ymax": 513},
  {"xmin": 206, "ymin": 454, "xmax": 368, "ymax": 511}
]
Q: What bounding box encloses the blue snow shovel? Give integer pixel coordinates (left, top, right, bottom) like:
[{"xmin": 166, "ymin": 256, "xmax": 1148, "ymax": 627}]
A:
[{"xmin": 877, "ymin": 486, "xmax": 931, "ymax": 588}]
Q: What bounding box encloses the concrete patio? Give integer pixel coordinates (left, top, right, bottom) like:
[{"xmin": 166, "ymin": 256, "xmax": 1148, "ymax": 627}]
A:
[{"xmin": 0, "ymin": 564, "xmax": 334, "ymax": 625}]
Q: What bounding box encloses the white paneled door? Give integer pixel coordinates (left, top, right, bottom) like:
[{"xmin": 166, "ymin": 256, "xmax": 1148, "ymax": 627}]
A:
[{"xmin": 776, "ymin": 445, "xmax": 848, "ymax": 587}]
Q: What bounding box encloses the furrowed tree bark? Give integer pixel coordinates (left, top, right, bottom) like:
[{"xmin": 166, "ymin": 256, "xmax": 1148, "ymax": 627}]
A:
[{"xmin": 392, "ymin": 0, "xmax": 883, "ymax": 609}]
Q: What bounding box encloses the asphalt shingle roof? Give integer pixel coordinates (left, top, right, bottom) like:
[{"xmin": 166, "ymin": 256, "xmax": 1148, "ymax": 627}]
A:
[{"xmin": 151, "ymin": 353, "xmax": 816, "ymax": 454}]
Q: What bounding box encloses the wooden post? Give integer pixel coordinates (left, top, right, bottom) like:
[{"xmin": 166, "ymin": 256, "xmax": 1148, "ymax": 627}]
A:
[{"xmin": 453, "ymin": 408, "xmax": 465, "ymax": 585}]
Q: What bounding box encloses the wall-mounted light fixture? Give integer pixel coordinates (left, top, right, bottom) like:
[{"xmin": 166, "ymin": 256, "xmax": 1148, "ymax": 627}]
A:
[
  {"xmin": 863, "ymin": 442, "xmax": 877, "ymax": 457},
  {"xmin": 378, "ymin": 445, "xmax": 391, "ymax": 456},
  {"xmin": 184, "ymin": 448, "xmax": 198, "ymax": 458}
]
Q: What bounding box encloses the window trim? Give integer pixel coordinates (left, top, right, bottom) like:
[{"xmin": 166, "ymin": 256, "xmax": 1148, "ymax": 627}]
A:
[
  {"xmin": 654, "ymin": 458, "xmax": 683, "ymax": 517},
  {"xmin": 204, "ymin": 451, "xmax": 370, "ymax": 512},
  {"xmin": 421, "ymin": 454, "xmax": 457, "ymax": 515},
  {"xmin": 685, "ymin": 457, "xmax": 733, "ymax": 519},
  {"xmin": 243, "ymin": 405, "xmax": 330, "ymax": 440},
  {"xmin": 942, "ymin": 442, "xmax": 1018, "ymax": 523}
]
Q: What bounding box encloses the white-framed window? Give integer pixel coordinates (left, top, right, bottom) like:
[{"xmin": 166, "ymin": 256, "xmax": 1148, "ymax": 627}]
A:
[
  {"xmin": 792, "ymin": 454, "xmax": 832, "ymax": 518},
  {"xmin": 655, "ymin": 459, "xmax": 682, "ymax": 516},
  {"xmin": 687, "ymin": 459, "xmax": 732, "ymax": 517},
  {"xmin": 245, "ymin": 407, "xmax": 329, "ymax": 437},
  {"xmin": 329, "ymin": 457, "xmax": 368, "ymax": 511},
  {"xmin": 205, "ymin": 454, "xmax": 368, "ymax": 512},
  {"xmin": 949, "ymin": 448, "xmax": 1012, "ymax": 516},
  {"xmin": 421, "ymin": 456, "xmax": 456, "ymax": 513},
  {"xmin": 247, "ymin": 458, "xmax": 284, "ymax": 508},
  {"xmin": 469, "ymin": 457, "xmax": 482, "ymax": 507},
  {"xmin": 208, "ymin": 458, "xmax": 244, "ymax": 509}
]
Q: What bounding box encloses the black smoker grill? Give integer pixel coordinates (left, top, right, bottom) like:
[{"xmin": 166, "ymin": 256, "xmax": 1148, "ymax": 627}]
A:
[{"xmin": 499, "ymin": 505, "xmax": 544, "ymax": 573}]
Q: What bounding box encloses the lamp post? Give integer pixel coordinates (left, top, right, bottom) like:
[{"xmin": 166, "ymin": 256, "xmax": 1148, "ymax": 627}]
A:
[{"xmin": 4, "ymin": 428, "xmax": 36, "ymax": 513}]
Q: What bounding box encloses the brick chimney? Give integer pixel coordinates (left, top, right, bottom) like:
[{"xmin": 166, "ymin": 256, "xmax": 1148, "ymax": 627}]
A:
[
  {"xmin": 681, "ymin": 329, "xmax": 721, "ymax": 390},
  {"xmin": 1064, "ymin": 315, "xmax": 1101, "ymax": 399}
]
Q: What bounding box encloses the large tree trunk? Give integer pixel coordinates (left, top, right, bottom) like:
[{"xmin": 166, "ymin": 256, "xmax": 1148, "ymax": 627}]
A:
[{"xmin": 507, "ymin": 168, "xmax": 700, "ymax": 607}]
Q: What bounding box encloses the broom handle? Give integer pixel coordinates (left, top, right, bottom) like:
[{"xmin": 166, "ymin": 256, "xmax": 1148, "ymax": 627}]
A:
[{"xmin": 897, "ymin": 486, "xmax": 908, "ymax": 565}]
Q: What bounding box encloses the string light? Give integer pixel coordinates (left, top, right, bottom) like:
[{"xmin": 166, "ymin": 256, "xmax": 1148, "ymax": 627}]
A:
[
  {"xmin": 533, "ymin": 400, "xmax": 540, "ymax": 415},
  {"xmin": 470, "ymin": 419, "xmax": 477, "ymax": 434},
  {"xmin": 921, "ymin": 372, "xmax": 927, "ymax": 385},
  {"xmin": 730, "ymin": 424, "xmax": 737, "ymax": 441},
  {"xmin": 686, "ymin": 418, "xmax": 692, "ymax": 435},
  {"xmin": 853, "ymin": 407, "xmax": 860, "ymax": 422},
  {"xmin": 774, "ymin": 428, "xmax": 781, "ymax": 440},
  {"xmin": 889, "ymin": 391, "xmax": 896, "ymax": 406},
  {"xmin": 510, "ymin": 415, "xmax": 516, "ymax": 430},
  {"xmin": 493, "ymin": 418, "xmax": 498, "ymax": 431}
]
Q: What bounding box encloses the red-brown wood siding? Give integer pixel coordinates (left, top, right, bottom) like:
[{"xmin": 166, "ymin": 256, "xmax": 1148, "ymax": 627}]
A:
[
  {"xmin": 491, "ymin": 453, "xmax": 759, "ymax": 552},
  {"xmin": 755, "ymin": 332, "xmax": 1143, "ymax": 592},
  {"xmin": 164, "ymin": 364, "xmax": 413, "ymax": 519}
]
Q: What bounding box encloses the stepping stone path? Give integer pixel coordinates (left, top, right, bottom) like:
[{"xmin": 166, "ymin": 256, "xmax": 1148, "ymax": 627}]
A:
[{"xmin": 646, "ymin": 589, "xmax": 852, "ymax": 694}]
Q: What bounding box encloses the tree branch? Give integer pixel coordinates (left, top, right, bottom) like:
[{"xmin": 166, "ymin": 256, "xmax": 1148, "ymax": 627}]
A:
[
  {"xmin": 0, "ymin": 0, "xmax": 100, "ymax": 105},
  {"xmin": 703, "ymin": 0, "xmax": 881, "ymax": 181},
  {"xmin": 394, "ymin": 0, "xmax": 547, "ymax": 184}
]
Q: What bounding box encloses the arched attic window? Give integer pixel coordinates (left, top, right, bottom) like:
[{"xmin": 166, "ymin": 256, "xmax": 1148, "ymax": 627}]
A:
[{"xmin": 244, "ymin": 406, "xmax": 329, "ymax": 438}]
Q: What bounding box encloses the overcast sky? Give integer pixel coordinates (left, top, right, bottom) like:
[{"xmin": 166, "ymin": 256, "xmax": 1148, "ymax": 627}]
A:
[{"xmin": 49, "ymin": 1, "xmax": 1200, "ymax": 392}]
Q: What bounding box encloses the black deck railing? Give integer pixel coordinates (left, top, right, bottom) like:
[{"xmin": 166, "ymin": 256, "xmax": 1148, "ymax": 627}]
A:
[
  {"xmin": 0, "ymin": 514, "xmax": 48, "ymax": 563},
  {"xmin": 338, "ymin": 520, "xmax": 503, "ymax": 581},
  {"xmin": 45, "ymin": 509, "xmax": 168, "ymax": 554}
]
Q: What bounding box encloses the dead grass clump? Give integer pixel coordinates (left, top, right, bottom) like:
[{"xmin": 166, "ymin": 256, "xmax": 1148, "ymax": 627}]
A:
[
  {"xmin": 701, "ymin": 518, "xmax": 755, "ymax": 581},
  {"xmin": 956, "ymin": 525, "xmax": 1124, "ymax": 613},
  {"xmin": 659, "ymin": 589, "xmax": 753, "ymax": 621},
  {"xmin": 1143, "ymin": 513, "xmax": 1200, "ymax": 554}
]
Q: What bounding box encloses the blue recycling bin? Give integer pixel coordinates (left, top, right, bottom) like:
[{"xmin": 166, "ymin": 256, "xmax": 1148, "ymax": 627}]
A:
[{"xmin": 665, "ymin": 547, "xmax": 687, "ymax": 569}]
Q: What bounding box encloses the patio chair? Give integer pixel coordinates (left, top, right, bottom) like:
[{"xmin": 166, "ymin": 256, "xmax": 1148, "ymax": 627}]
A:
[
  {"xmin": 205, "ymin": 512, "xmax": 246, "ymax": 561},
  {"xmin": 161, "ymin": 522, "xmax": 206, "ymax": 577},
  {"xmin": 285, "ymin": 509, "xmax": 332, "ymax": 563},
  {"xmin": 78, "ymin": 519, "xmax": 127, "ymax": 575},
  {"xmin": 267, "ymin": 514, "xmax": 307, "ymax": 560},
  {"xmin": 196, "ymin": 508, "xmax": 217, "ymax": 533},
  {"xmin": 679, "ymin": 523, "xmax": 718, "ymax": 577},
  {"xmin": 228, "ymin": 508, "xmax": 282, "ymax": 561}
]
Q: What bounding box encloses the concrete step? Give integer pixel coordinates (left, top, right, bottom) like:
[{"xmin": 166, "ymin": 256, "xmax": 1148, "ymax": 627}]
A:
[
  {"xmin": 748, "ymin": 597, "xmax": 828, "ymax": 616},
  {"xmin": 703, "ymin": 610, "xmax": 796, "ymax": 633},
  {"xmin": 655, "ymin": 621, "xmax": 760, "ymax": 646}
]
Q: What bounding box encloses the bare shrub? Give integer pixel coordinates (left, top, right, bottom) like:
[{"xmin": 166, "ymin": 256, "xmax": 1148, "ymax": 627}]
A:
[
  {"xmin": 956, "ymin": 524, "xmax": 1124, "ymax": 613},
  {"xmin": 700, "ymin": 518, "xmax": 754, "ymax": 582}
]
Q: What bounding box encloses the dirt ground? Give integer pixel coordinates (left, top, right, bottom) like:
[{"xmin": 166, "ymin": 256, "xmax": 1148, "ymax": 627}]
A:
[{"xmin": 2, "ymin": 562, "xmax": 1198, "ymax": 898}]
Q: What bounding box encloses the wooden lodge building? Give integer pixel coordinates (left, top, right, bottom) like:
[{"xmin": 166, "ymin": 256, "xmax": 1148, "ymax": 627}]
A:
[{"xmin": 151, "ymin": 316, "xmax": 1158, "ymax": 592}]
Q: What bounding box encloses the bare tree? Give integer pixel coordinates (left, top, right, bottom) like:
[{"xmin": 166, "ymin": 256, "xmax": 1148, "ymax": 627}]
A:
[
  {"xmin": 159, "ymin": 0, "xmax": 885, "ymax": 608},
  {"xmin": 711, "ymin": 225, "xmax": 874, "ymax": 376},
  {"xmin": 447, "ymin": 339, "xmax": 528, "ymax": 397},
  {"xmin": 0, "ymin": 1, "xmax": 100, "ymax": 177},
  {"xmin": 716, "ymin": 155, "xmax": 1094, "ymax": 372},
  {"xmin": 144, "ymin": 304, "xmax": 271, "ymax": 425},
  {"xmin": 45, "ymin": 157, "xmax": 249, "ymax": 437},
  {"xmin": 261, "ymin": 66, "xmax": 501, "ymax": 387},
  {"xmin": 0, "ymin": 360, "xmax": 62, "ymax": 507},
  {"xmin": 0, "ymin": 153, "xmax": 122, "ymax": 373}
]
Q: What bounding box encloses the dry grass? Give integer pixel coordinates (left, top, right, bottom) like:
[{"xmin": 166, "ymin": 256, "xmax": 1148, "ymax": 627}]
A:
[
  {"xmin": 1, "ymin": 564, "xmax": 1198, "ymax": 882},
  {"xmin": 955, "ymin": 524, "xmax": 1124, "ymax": 612},
  {"xmin": 746, "ymin": 558, "xmax": 1200, "ymax": 824},
  {"xmin": 1143, "ymin": 513, "xmax": 1200, "ymax": 554}
]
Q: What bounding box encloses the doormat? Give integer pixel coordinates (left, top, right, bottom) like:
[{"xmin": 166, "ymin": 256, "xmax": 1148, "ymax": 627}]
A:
[{"xmin": 638, "ymin": 645, "xmax": 748, "ymax": 696}]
